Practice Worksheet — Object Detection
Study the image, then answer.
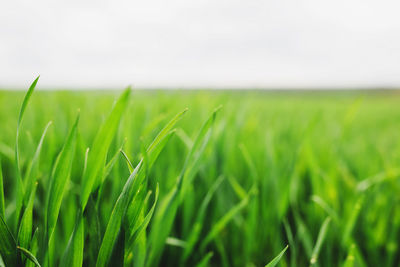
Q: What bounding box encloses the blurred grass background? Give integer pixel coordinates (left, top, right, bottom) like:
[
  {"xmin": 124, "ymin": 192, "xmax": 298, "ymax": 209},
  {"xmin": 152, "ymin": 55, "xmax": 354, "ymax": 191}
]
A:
[{"xmin": 0, "ymin": 90, "xmax": 399, "ymax": 266}]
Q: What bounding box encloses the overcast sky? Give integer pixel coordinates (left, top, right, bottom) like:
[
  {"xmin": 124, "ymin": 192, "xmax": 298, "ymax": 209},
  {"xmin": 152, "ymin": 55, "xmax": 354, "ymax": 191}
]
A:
[{"xmin": 1, "ymin": 0, "xmax": 400, "ymax": 89}]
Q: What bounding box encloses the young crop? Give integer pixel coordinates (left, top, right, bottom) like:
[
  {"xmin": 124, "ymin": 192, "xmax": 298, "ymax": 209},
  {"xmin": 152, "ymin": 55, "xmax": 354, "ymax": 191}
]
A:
[{"xmin": 0, "ymin": 77, "xmax": 399, "ymax": 266}]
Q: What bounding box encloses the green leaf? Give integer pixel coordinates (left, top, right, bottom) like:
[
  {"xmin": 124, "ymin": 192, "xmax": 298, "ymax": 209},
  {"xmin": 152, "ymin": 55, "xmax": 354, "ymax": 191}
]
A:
[
  {"xmin": 26, "ymin": 228, "xmax": 39, "ymax": 267},
  {"xmin": 265, "ymin": 245, "xmax": 288, "ymax": 267},
  {"xmin": 45, "ymin": 113, "xmax": 79, "ymax": 242},
  {"xmin": 178, "ymin": 106, "xmax": 221, "ymax": 197},
  {"xmin": 148, "ymin": 107, "xmax": 220, "ymax": 266},
  {"xmin": 0, "ymin": 215, "xmax": 17, "ymax": 266},
  {"xmin": 200, "ymin": 192, "xmax": 251, "ymax": 251},
  {"xmin": 109, "ymin": 227, "xmax": 125, "ymax": 267},
  {"xmin": 311, "ymin": 195, "xmax": 339, "ymax": 223},
  {"xmin": 120, "ymin": 150, "xmax": 134, "ymax": 173},
  {"xmin": 17, "ymin": 246, "xmax": 41, "ymax": 267},
  {"xmin": 183, "ymin": 175, "xmax": 224, "ymax": 261},
  {"xmin": 310, "ymin": 217, "xmax": 331, "ymax": 266},
  {"xmin": 195, "ymin": 251, "xmax": 213, "ymax": 267},
  {"xmin": 80, "ymin": 88, "xmax": 131, "ymax": 210},
  {"xmin": 146, "ymin": 108, "xmax": 187, "ymax": 168},
  {"xmin": 283, "ymin": 219, "xmax": 296, "ymax": 267},
  {"xmin": 18, "ymin": 182, "xmax": 37, "ymax": 250},
  {"xmin": 98, "ymin": 109, "xmax": 187, "ymax": 267},
  {"xmin": 14, "ymin": 76, "xmax": 40, "ymax": 229},
  {"xmin": 23, "ymin": 121, "xmax": 52, "ymax": 205},
  {"xmin": 128, "ymin": 184, "xmax": 159, "ymax": 246},
  {"xmin": 96, "ymin": 163, "xmax": 141, "ymax": 267},
  {"xmin": 60, "ymin": 213, "xmax": 84, "ymax": 267}
]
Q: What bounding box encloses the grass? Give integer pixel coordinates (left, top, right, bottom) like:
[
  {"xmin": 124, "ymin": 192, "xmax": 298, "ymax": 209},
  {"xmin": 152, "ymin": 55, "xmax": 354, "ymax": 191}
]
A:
[{"xmin": 0, "ymin": 78, "xmax": 400, "ymax": 266}]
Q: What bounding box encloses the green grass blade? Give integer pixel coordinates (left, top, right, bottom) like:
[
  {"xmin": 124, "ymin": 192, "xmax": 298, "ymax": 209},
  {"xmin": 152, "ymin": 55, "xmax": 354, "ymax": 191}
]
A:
[
  {"xmin": 311, "ymin": 195, "xmax": 339, "ymax": 223},
  {"xmin": 265, "ymin": 245, "xmax": 288, "ymax": 267},
  {"xmin": 0, "ymin": 215, "xmax": 17, "ymax": 266},
  {"xmin": 18, "ymin": 182, "xmax": 37, "ymax": 250},
  {"xmin": 26, "ymin": 228, "xmax": 39, "ymax": 267},
  {"xmin": 125, "ymin": 183, "xmax": 148, "ymax": 237},
  {"xmin": 45, "ymin": 113, "xmax": 79, "ymax": 242},
  {"xmin": 343, "ymin": 244, "xmax": 356, "ymax": 267},
  {"xmin": 293, "ymin": 211, "xmax": 313, "ymax": 258},
  {"xmin": 15, "ymin": 76, "xmax": 39, "ymax": 175},
  {"xmin": 102, "ymin": 142, "xmax": 124, "ymax": 181},
  {"xmin": 200, "ymin": 193, "xmax": 250, "ymax": 251},
  {"xmin": 17, "ymin": 246, "xmax": 41, "ymax": 267},
  {"xmin": 283, "ymin": 219, "xmax": 296, "ymax": 267},
  {"xmin": 96, "ymin": 163, "xmax": 141, "ymax": 267},
  {"xmin": 120, "ymin": 150, "xmax": 134, "ymax": 173},
  {"xmin": 97, "ymin": 110, "xmax": 178, "ymax": 265},
  {"xmin": 14, "ymin": 76, "xmax": 40, "ymax": 229},
  {"xmin": 195, "ymin": 251, "xmax": 213, "ymax": 267},
  {"xmin": 146, "ymin": 108, "xmax": 187, "ymax": 164},
  {"xmin": 148, "ymin": 108, "xmax": 220, "ymax": 266},
  {"xmin": 178, "ymin": 106, "xmax": 221, "ymax": 196},
  {"xmin": 342, "ymin": 197, "xmax": 364, "ymax": 247},
  {"xmin": 227, "ymin": 175, "xmax": 247, "ymax": 200},
  {"xmin": 60, "ymin": 213, "xmax": 84, "ymax": 267},
  {"xmin": 310, "ymin": 217, "xmax": 331, "ymax": 266},
  {"xmin": 128, "ymin": 184, "xmax": 159, "ymax": 245},
  {"xmin": 24, "ymin": 121, "xmax": 52, "ymax": 205},
  {"xmin": 109, "ymin": 227, "xmax": 125, "ymax": 267},
  {"xmin": 183, "ymin": 175, "xmax": 224, "ymax": 261},
  {"xmin": 80, "ymin": 88, "xmax": 131, "ymax": 210},
  {"xmin": 0, "ymin": 161, "xmax": 4, "ymax": 218}
]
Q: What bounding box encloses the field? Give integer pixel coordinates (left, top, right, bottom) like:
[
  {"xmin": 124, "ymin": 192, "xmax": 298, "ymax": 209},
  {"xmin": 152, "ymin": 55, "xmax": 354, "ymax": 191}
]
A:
[{"xmin": 0, "ymin": 79, "xmax": 400, "ymax": 266}]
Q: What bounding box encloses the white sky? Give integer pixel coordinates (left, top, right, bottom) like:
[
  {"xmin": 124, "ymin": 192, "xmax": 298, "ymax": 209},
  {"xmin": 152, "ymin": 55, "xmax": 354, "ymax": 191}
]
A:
[{"xmin": 1, "ymin": 0, "xmax": 400, "ymax": 89}]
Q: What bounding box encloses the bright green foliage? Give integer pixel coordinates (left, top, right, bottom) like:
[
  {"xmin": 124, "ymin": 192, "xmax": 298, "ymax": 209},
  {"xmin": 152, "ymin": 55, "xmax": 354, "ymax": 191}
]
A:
[
  {"xmin": 0, "ymin": 80, "xmax": 399, "ymax": 266},
  {"xmin": 265, "ymin": 245, "xmax": 288, "ymax": 267}
]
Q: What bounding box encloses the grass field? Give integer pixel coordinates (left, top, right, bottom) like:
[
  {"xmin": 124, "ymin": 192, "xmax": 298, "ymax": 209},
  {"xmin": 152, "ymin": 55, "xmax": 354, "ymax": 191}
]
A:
[{"xmin": 0, "ymin": 79, "xmax": 400, "ymax": 266}]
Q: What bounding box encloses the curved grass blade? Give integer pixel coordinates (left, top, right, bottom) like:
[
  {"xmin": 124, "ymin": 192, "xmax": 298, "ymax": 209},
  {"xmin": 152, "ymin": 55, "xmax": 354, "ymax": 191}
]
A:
[
  {"xmin": 60, "ymin": 213, "xmax": 84, "ymax": 267},
  {"xmin": 18, "ymin": 182, "xmax": 37, "ymax": 250},
  {"xmin": 311, "ymin": 195, "xmax": 339, "ymax": 223},
  {"xmin": 265, "ymin": 245, "xmax": 288, "ymax": 267},
  {"xmin": 102, "ymin": 142, "xmax": 124, "ymax": 181},
  {"xmin": 14, "ymin": 76, "xmax": 40, "ymax": 229},
  {"xmin": 148, "ymin": 107, "xmax": 220, "ymax": 266},
  {"xmin": 23, "ymin": 121, "xmax": 52, "ymax": 205},
  {"xmin": 45, "ymin": 113, "xmax": 79, "ymax": 242},
  {"xmin": 120, "ymin": 150, "xmax": 134, "ymax": 173},
  {"xmin": 0, "ymin": 215, "xmax": 17, "ymax": 266},
  {"xmin": 342, "ymin": 197, "xmax": 363, "ymax": 247},
  {"xmin": 109, "ymin": 226, "xmax": 125, "ymax": 267},
  {"xmin": 17, "ymin": 246, "xmax": 41, "ymax": 267},
  {"xmin": 178, "ymin": 106, "xmax": 221, "ymax": 197},
  {"xmin": 310, "ymin": 217, "xmax": 331, "ymax": 266},
  {"xmin": 146, "ymin": 108, "xmax": 187, "ymax": 166},
  {"xmin": 200, "ymin": 192, "xmax": 251, "ymax": 251},
  {"xmin": 80, "ymin": 88, "xmax": 131, "ymax": 211},
  {"xmin": 128, "ymin": 184, "xmax": 159, "ymax": 245},
  {"xmin": 183, "ymin": 175, "xmax": 224, "ymax": 261},
  {"xmin": 195, "ymin": 251, "xmax": 213, "ymax": 267},
  {"xmin": 96, "ymin": 163, "xmax": 141, "ymax": 267},
  {"xmin": 343, "ymin": 244, "xmax": 356, "ymax": 267},
  {"xmin": 26, "ymin": 228, "xmax": 39, "ymax": 267},
  {"xmin": 283, "ymin": 219, "xmax": 296, "ymax": 267},
  {"xmin": 99, "ymin": 107, "xmax": 186, "ymax": 266},
  {"xmin": 293, "ymin": 211, "xmax": 313, "ymax": 258}
]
